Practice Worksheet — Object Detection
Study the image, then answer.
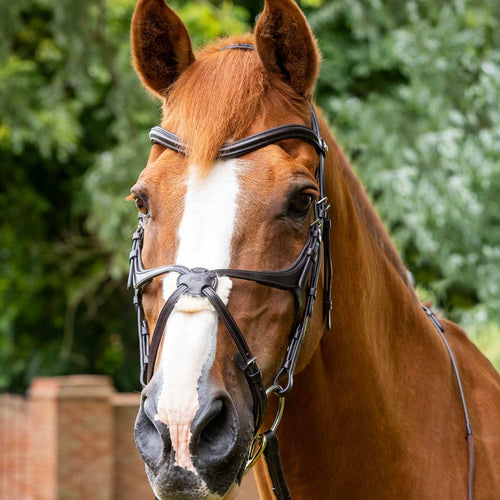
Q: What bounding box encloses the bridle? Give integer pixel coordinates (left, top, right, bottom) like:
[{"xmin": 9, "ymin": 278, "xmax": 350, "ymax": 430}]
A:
[
  {"xmin": 127, "ymin": 43, "xmax": 475, "ymax": 500},
  {"xmin": 128, "ymin": 93, "xmax": 332, "ymax": 498}
]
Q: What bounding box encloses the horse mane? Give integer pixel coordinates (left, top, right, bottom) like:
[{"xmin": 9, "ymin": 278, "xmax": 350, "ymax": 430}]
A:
[
  {"xmin": 330, "ymin": 136, "xmax": 418, "ymax": 297},
  {"xmin": 161, "ymin": 34, "xmax": 310, "ymax": 171}
]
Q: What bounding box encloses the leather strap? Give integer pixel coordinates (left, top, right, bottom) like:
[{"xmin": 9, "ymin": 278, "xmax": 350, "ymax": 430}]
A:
[
  {"xmin": 146, "ymin": 285, "xmax": 187, "ymax": 383},
  {"xmin": 211, "ymin": 225, "xmax": 320, "ymax": 293},
  {"xmin": 422, "ymin": 306, "xmax": 474, "ymax": 500},
  {"xmin": 263, "ymin": 430, "xmax": 292, "ymax": 500},
  {"xmin": 467, "ymin": 434, "xmax": 475, "ymax": 500},
  {"xmin": 150, "ymin": 123, "xmax": 327, "ymax": 161},
  {"xmin": 203, "ymin": 286, "xmax": 267, "ymax": 429},
  {"xmin": 220, "ymin": 43, "xmax": 255, "ymax": 51}
]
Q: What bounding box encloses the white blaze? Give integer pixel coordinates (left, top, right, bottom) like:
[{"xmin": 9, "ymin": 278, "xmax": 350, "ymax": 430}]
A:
[{"xmin": 155, "ymin": 160, "xmax": 240, "ymax": 472}]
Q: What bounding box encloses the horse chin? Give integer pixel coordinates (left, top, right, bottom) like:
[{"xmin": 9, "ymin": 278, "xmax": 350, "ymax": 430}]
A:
[
  {"xmin": 146, "ymin": 464, "xmax": 220, "ymax": 500},
  {"xmin": 147, "ymin": 469, "xmax": 241, "ymax": 500},
  {"xmin": 144, "ymin": 449, "xmax": 248, "ymax": 500}
]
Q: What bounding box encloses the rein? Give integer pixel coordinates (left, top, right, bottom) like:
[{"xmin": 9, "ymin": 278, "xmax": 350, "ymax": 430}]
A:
[
  {"xmin": 422, "ymin": 306, "xmax": 475, "ymax": 500},
  {"xmin": 127, "ymin": 43, "xmax": 474, "ymax": 500}
]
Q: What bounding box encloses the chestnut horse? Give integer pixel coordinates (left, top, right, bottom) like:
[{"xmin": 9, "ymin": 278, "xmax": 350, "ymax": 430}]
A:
[{"xmin": 128, "ymin": 0, "xmax": 500, "ymax": 498}]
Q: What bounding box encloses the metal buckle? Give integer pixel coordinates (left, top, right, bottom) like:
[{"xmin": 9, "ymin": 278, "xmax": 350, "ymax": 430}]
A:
[
  {"xmin": 311, "ymin": 196, "xmax": 329, "ymax": 229},
  {"xmin": 244, "ymin": 385, "xmax": 286, "ymax": 473},
  {"xmin": 245, "ymin": 433, "xmax": 267, "ymax": 472}
]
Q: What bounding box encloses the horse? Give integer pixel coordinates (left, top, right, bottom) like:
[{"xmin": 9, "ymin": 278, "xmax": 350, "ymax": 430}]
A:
[{"xmin": 127, "ymin": 0, "xmax": 500, "ymax": 498}]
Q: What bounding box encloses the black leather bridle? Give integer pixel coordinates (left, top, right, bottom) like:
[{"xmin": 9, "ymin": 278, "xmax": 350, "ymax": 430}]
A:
[
  {"xmin": 128, "ymin": 97, "xmax": 332, "ymax": 498},
  {"xmin": 128, "ymin": 43, "xmax": 475, "ymax": 500}
]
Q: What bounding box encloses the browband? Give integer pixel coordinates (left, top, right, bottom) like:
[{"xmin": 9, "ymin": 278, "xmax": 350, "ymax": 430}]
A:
[{"xmin": 149, "ymin": 124, "xmax": 328, "ymax": 160}]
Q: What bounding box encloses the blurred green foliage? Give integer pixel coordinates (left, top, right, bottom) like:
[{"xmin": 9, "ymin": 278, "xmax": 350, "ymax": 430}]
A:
[
  {"xmin": 308, "ymin": 0, "xmax": 500, "ymax": 331},
  {"xmin": 0, "ymin": 0, "xmax": 249, "ymax": 392},
  {"xmin": 1, "ymin": 0, "xmax": 499, "ymax": 392}
]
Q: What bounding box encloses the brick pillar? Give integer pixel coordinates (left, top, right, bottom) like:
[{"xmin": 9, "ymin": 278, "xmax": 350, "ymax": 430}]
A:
[
  {"xmin": 29, "ymin": 376, "xmax": 114, "ymax": 500},
  {"xmin": 111, "ymin": 393, "xmax": 151, "ymax": 499}
]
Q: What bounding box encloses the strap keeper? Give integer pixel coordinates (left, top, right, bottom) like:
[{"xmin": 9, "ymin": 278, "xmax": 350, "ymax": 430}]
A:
[
  {"xmin": 306, "ymin": 300, "xmax": 315, "ymax": 317},
  {"xmin": 324, "ymin": 300, "xmax": 332, "ymax": 329},
  {"xmin": 326, "ymin": 311, "xmax": 332, "ymax": 330},
  {"xmin": 422, "ymin": 305, "xmax": 444, "ymax": 333}
]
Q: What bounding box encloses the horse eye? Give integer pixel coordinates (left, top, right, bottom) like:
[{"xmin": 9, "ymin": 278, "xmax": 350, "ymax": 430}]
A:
[
  {"xmin": 289, "ymin": 193, "xmax": 313, "ymax": 215},
  {"xmin": 135, "ymin": 197, "xmax": 148, "ymax": 215}
]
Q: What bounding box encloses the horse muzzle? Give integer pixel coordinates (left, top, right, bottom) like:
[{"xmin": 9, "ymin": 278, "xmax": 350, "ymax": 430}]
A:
[{"xmin": 134, "ymin": 379, "xmax": 254, "ymax": 499}]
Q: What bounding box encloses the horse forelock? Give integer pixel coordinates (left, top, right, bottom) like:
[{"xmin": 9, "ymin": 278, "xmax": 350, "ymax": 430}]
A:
[{"xmin": 160, "ymin": 34, "xmax": 311, "ymax": 173}]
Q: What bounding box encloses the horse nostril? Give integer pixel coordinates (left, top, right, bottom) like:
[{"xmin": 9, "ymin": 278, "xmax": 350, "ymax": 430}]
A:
[
  {"xmin": 199, "ymin": 399, "xmax": 229, "ymax": 452},
  {"xmin": 192, "ymin": 394, "xmax": 238, "ymax": 462},
  {"xmin": 135, "ymin": 396, "xmax": 170, "ymax": 468}
]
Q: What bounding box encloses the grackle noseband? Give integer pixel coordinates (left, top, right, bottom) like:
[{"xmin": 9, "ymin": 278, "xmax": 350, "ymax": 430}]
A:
[{"xmin": 128, "ymin": 98, "xmax": 332, "ymax": 499}]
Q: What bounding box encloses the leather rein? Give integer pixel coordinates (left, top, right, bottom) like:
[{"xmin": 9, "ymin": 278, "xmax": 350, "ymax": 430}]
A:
[{"xmin": 127, "ymin": 44, "xmax": 474, "ymax": 500}]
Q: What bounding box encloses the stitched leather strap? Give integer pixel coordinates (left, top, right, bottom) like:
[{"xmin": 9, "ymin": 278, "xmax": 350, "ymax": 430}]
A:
[
  {"xmin": 422, "ymin": 306, "xmax": 474, "ymax": 500},
  {"xmin": 146, "ymin": 285, "xmax": 187, "ymax": 382},
  {"xmin": 211, "ymin": 224, "xmax": 320, "ymax": 293},
  {"xmin": 150, "ymin": 124, "xmax": 327, "ymax": 161},
  {"xmin": 203, "ymin": 286, "xmax": 267, "ymax": 429},
  {"xmin": 219, "ymin": 43, "xmax": 255, "ymax": 51}
]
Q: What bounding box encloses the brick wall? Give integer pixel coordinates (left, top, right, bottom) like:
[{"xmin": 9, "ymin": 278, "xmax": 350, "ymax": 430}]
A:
[
  {"xmin": 41, "ymin": 377, "xmax": 114, "ymax": 500},
  {"xmin": 0, "ymin": 376, "xmax": 259, "ymax": 500},
  {"xmin": 0, "ymin": 394, "xmax": 30, "ymax": 500},
  {"xmin": 112, "ymin": 393, "xmax": 151, "ymax": 499},
  {"xmin": 1, "ymin": 376, "xmax": 148, "ymax": 500}
]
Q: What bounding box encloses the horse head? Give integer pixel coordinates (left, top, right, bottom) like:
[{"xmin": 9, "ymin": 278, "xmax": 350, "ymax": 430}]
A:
[{"xmin": 129, "ymin": 0, "xmax": 330, "ymax": 498}]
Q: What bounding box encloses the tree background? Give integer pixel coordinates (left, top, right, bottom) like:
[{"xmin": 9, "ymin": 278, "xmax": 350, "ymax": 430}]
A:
[{"xmin": 1, "ymin": 0, "xmax": 499, "ymax": 393}]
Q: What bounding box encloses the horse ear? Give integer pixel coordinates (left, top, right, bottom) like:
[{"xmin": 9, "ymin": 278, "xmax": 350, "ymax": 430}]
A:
[
  {"xmin": 255, "ymin": 0, "xmax": 320, "ymax": 97},
  {"xmin": 131, "ymin": 0, "xmax": 195, "ymax": 98}
]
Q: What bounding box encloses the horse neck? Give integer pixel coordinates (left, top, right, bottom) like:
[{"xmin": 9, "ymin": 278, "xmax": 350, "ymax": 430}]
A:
[
  {"xmin": 321, "ymin": 128, "xmax": 430, "ymax": 369},
  {"xmin": 264, "ymin": 126, "xmax": 460, "ymax": 498}
]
